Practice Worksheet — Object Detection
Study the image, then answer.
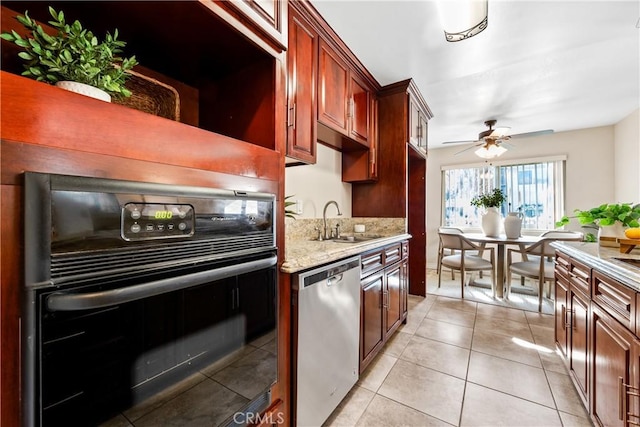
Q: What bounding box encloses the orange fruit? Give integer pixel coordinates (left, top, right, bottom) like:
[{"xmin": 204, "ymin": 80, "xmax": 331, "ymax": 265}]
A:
[{"xmin": 625, "ymin": 228, "xmax": 640, "ymax": 239}]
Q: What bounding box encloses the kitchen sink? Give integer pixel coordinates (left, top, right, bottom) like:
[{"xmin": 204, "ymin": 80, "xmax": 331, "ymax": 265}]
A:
[{"xmin": 330, "ymin": 235, "xmax": 382, "ymax": 243}]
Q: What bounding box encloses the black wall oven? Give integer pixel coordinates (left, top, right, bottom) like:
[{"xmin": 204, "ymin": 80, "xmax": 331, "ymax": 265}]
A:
[{"xmin": 23, "ymin": 172, "xmax": 278, "ymax": 427}]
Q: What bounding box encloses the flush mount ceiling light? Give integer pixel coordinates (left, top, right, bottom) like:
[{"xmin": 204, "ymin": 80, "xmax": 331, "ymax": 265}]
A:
[
  {"xmin": 437, "ymin": 0, "xmax": 488, "ymax": 42},
  {"xmin": 475, "ymin": 143, "xmax": 506, "ymax": 159}
]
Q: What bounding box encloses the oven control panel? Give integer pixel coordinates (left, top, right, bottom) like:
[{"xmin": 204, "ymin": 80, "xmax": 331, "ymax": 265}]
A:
[{"xmin": 121, "ymin": 203, "xmax": 194, "ymax": 241}]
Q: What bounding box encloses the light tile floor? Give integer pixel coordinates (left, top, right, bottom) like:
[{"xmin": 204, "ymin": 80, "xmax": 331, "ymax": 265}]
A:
[{"xmin": 324, "ymin": 292, "xmax": 594, "ymax": 427}]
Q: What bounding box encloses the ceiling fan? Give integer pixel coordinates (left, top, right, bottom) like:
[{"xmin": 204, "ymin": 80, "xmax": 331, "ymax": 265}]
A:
[{"xmin": 442, "ymin": 120, "xmax": 554, "ymax": 158}]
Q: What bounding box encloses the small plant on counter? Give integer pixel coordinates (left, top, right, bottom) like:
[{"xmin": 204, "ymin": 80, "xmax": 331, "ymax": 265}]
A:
[
  {"xmin": 284, "ymin": 195, "xmax": 298, "ymax": 219},
  {"xmin": 1, "ymin": 7, "xmax": 138, "ymax": 98},
  {"xmin": 555, "ymin": 203, "xmax": 640, "ymax": 228},
  {"xmin": 470, "ymin": 188, "xmax": 507, "ymax": 209}
]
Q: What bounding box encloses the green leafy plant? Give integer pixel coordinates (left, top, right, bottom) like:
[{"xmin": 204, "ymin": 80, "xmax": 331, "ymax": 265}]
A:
[
  {"xmin": 470, "ymin": 188, "xmax": 507, "ymax": 209},
  {"xmin": 1, "ymin": 7, "xmax": 138, "ymax": 98},
  {"xmin": 284, "ymin": 195, "xmax": 298, "ymax": 219},
  {"xmin": 556, "ymin": 203, "xmax": 640, "ymax": 228}
]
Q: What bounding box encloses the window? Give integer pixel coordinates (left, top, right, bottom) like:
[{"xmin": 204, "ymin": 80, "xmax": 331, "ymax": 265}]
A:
[{"xmin": 442, "ymin": 157, "xmax": 565, "ymax": 231}]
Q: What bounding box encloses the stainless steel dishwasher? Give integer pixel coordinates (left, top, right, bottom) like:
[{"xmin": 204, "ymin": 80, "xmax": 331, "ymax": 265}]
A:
[{"xmin": 293, "ymin": 256, "xmax": 361, "ymax": 427}]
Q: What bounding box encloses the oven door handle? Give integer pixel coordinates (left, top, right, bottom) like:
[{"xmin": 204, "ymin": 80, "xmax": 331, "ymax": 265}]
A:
[{"xmin": 46, "ymin": 255, "xmax": 277, "ymax": 312}]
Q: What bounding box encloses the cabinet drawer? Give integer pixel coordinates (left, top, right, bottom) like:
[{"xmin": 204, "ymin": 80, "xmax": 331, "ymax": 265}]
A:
[
  {"xmin": 569, "ymin": 258, "xmax": 591, "ymax": 298},
  {"xmin": 554, "ymin": 251, "xmax": 571, "ymax": 279},
  {"xmin": 592, "ymin": 270, "xmax": 636, "ymax": 332},
  {"xmin": 384, "ymin": 243, "xmax": 402, "ymax": 265},
  {"xmin": 361, "ymin": 249, "xmax": 384, "ymax": 277}
]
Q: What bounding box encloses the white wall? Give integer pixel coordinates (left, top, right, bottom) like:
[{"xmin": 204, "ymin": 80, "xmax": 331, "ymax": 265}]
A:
[
  {"xmin": 614, "ymin": 109, "xmax": 640, "ymax": 202},
  {"xmin": 426, "ymin": 125, "xmax": 617, "ymax": 268},
  {"xmin": 284, "ymin": 143, "xmax": 352, "ymax": 218}
]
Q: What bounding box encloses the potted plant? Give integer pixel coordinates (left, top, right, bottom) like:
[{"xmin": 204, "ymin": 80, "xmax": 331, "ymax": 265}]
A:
[
  {"xmin": 471, "ymin": 188, "xmax": 507, "ymax": 237},
  {"xmin": 1, "ymin": 7, "xmax": 138, "ymax": 102},
  {"xmin": 284, "ymin": 195, "xmax": 298, "ymax": 219},
  {"xmin": 556, "ymin": 203, "xmax": 640, "ymax": 246}
]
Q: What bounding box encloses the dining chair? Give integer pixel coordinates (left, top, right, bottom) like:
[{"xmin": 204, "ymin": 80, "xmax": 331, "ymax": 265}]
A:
[
  {"xmin": 437, "ymin": 230, "xmax": 496, "ymax": 298},
  {"xmin": 506, "ymin": 231, "xmax": 583, "ymax": 311},
  {"xmin": 437, "ymin": 227, "xmax": 464, "ymax": 280}
]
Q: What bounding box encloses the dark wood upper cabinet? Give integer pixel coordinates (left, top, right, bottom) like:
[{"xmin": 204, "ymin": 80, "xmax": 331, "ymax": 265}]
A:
[
  {"xmin": 342, "ymin": 95, "xmax": 378, "ymax": 182},
  {"xmin": 220, "ymin": 0, "xmax": 287, "ymax": 52},
  {"xmin": 349, "ymin": 73, "xmax": 371, "ymax": 144},
  {"xmin": 318, "ymin": 38, "xmax": 351, "ymax": 135},
  {"xmin": 408, "ymin": 84, "xmax": 430, "ymax": 154},
  {"xmin": 317, "ymin": 39, "xmax": 372, "ymax": 148},
  {"xmin": 286, "ymin": 8, "xmax": 318, "ymax": 164}
]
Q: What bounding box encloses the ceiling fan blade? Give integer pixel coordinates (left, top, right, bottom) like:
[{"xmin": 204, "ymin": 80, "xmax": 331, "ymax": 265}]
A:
[
  {"xmin": 509, "ymin": 129, "xmax": 554, "ymax": 139},
  {"xmin": 489, "ymin": 127, "xmax": 510, "ymax": 137},
  {"xmin": 499, "ymin": 140, "xmax": 516, "ymax": 149},
  {"xmin": 442, "ymin": 139, "xmax": 478, "ymax": 145},
  {"xmin": 454, "ymin": 143, "xmax": 483, "ymax": 155}
]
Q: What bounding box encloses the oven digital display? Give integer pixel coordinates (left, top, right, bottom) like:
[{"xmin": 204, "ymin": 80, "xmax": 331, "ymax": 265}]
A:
[
  {"xmin": 153, "ymin": 210, "xmax": 173, "ymax": 219},
  {"xmin": 121, "ymin": 203, "xmax": 194, "ymax": 241}
]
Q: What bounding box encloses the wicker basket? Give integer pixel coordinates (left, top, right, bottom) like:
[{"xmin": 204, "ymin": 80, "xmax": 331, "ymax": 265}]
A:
[{"xmin": 113, "ymin": 69, "xmax": 180, "ymax": 121}]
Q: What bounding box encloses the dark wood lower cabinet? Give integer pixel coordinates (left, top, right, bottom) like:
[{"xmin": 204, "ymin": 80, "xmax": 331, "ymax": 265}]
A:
[
  {"xmin": 385, "ymin": 260, "xmax": 403, "ymax": 341},
  {"xmin": 555, "ymin": 249, "xmax": 640, "ymax": 427},
  {"xmin": 571, "ymin": 289, "xmax": 589, "ymax": 401},
  {"xmin": 591, "ymin": 304, "xmax": 639, "ymax": 427},
  {"xmin": 360, "ymin": 242, "xmax": 408, "ymax": 373},
  {"xmin": 361, "ymin": 272, "xmax": 384, "ymax": 370},
  {"xmin": 555, "ymin": 274, "xmax": 570, "ymax": 358}
]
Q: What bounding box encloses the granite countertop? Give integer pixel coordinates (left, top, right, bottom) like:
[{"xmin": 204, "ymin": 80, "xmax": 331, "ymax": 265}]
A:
[
  {"xmin": 281, "ymin": 233, "xmax": 412, "ymax": 274},
  {"xmin": 552, "ymin": 241, "xmax": 640, "ymax": 291}
]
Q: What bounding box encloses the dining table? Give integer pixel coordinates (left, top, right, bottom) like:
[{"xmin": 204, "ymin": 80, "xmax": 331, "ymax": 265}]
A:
[{"xmin": 464, "ymin": 233, "xmax": 541, "ymax": 298}]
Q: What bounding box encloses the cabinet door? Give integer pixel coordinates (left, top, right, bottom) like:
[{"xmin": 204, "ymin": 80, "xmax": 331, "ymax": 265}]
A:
[
  {"xmin": 592, "ymin": 304, "xmax": 636, "ymax": 427},
  {"xmin": 361, "ymin": 272, "xmax": 384, "ymax": 372},
  {"xmin": 569, "ymin": 290, "xmax": 589, "ymax": 402},
  {"xmin": 349, "ymin": 73, "xmax": 370, "ymax": 146},
  {"xmin": 318, "ymin": 39, "xmax": 349, "ymax": 134},
  {"xmin": 408, "ymin": 93, "xmax": 428, "ymax": 152},
  {"xmin": 341, "ymin": 96, "xmax": 377, "ymax": 183},
  {"xmin": 222, "ymin": 0, "xmax": 287, "ymax": 50},
  {"xmin": 385, "ymin": 262, "xmax": 402, "ymax": 340},
  {"xmin": 369, "ymin": 96, "xmax": 379, "ymax": 179},
  {"xmin": 408, "ymin": 95, "xmax": 421, "ymax": 146},
  {"xmin": 418, "ymin": 112, "xmax": 428, "ymax": 151},
  {"xmin": 400, "ymin": 257, "xmax": 408, "ymax": 319},
  {"xmin": 554, "ymin": 277, "xmax": 570, "ymax": 358},
  {"xmin": 286, "ymin": 9, "xmax": 318, "ymax": 164}
]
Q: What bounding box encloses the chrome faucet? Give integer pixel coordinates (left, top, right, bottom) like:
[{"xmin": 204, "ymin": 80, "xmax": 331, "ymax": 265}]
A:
[{"xmin": 322, "ymin": 200, "xmax": 342, "ymax": 240}]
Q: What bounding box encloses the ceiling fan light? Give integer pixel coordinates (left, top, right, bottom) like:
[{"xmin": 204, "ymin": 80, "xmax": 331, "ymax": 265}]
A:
[
  {"xmin": 437, "ymin": 0, "xmax": 488, "ymax": 42},
  {"xmin": 475, "ymin": 144, "xmax": 506, "ymax": 159}
]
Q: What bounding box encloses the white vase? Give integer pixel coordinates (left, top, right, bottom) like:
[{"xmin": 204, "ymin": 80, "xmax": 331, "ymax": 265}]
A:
[
  {"xmin": 481, "ymin": 207, "xmax": 502, "ymax": 237},
  {"xmin": 55, "ymin": 81, "xmax": 111, "ymax": 103},
  {"xmin": 598, "ymin": 222, "xmax": 627, "ymax": 247},
  {"xmin": 504, "ymin": 212, "xmax": 523, "ymax": 239}
]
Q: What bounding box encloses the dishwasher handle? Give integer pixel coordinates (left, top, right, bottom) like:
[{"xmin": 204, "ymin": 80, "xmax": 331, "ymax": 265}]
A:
[
  {"xmin": 299, "ymin": 257, "xmax": 360, "ymax": 289},
  {"xmin": 327, "ymin": 273, "xmax": 344, "ymax": 287}
]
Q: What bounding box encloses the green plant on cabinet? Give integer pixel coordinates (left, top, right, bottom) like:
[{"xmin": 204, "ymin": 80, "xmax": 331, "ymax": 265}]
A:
[{"xmin": 1, "ymin": 6, "xmax": 138, "ymax": 98}]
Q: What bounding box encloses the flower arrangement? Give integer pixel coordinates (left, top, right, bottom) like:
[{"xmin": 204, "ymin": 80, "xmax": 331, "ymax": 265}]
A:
[{"xmin": 470, "ymin": 188, "xmax": 507, "ymax": 209}]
